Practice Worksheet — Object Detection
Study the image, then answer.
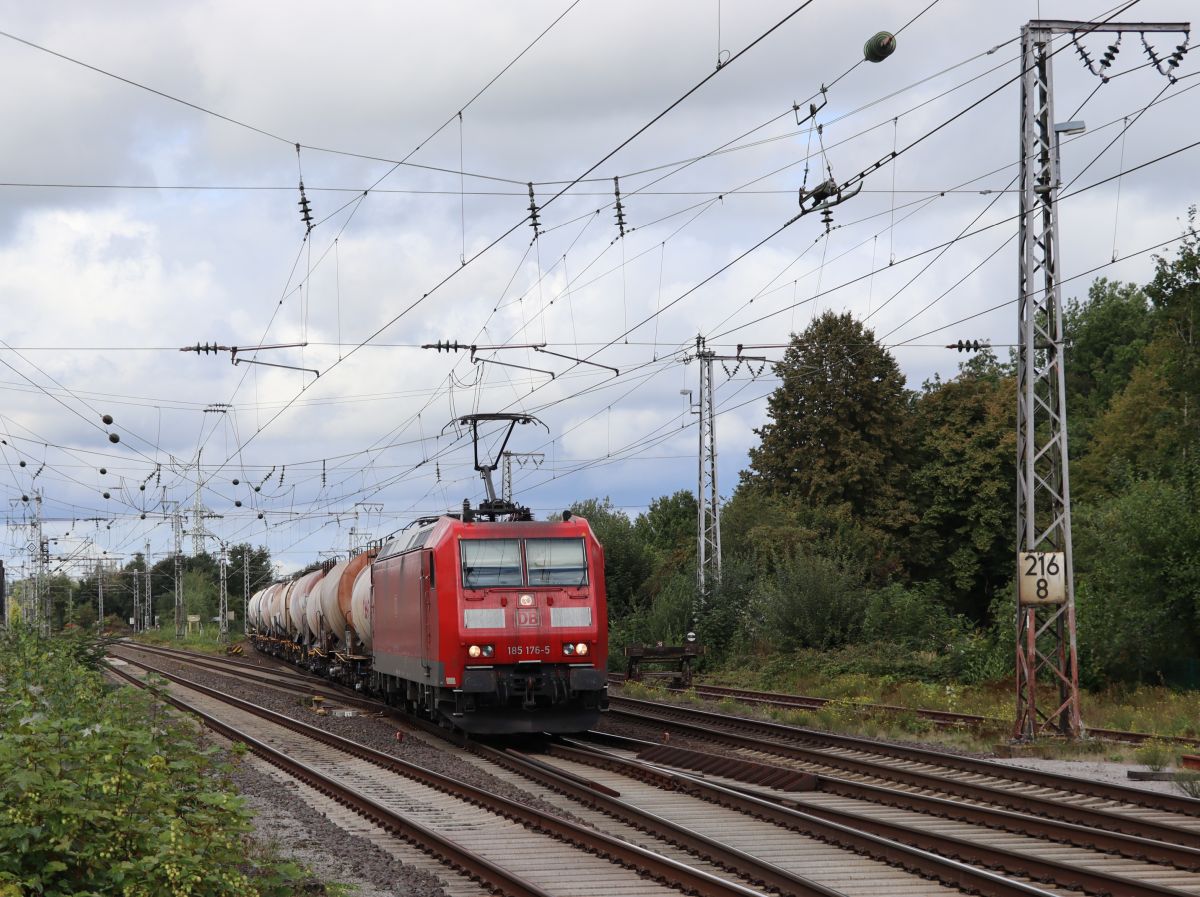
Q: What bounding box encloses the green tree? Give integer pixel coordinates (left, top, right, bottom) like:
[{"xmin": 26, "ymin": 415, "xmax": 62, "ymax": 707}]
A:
[
  {"xmin": 907, "ymin": 352, "xmax": 1015, "ymax": 620},
  {"xmin": 1074, "ymin": 471, "xmax": 1200, "ymax": 683},
  {"xmin": 750, "ymin": 551, "xmax": 868, "ymax": 650},
  {"xmin": 184, "ymin": 568, "xmax": 218, "ymax": 622},
  {"xmin": 1145, "ymin": 206, "xmax": 1200, "ymax": 456},
  {"xmin": 633, "ymin": 490, "xmax": 697, "ymax": 559},
  {"xmin": 569, "ymin": 497, "xmax": 651, "ymax": 620},
  {"xmin": 1075, "ymin": 351, "xmax": 1183, "ymax": 491},
  {"xmin": 1064, "ymin": 277, "xmax": 1152, "ymax": 443},
  {"xmin": 744, "ymin": 311, "xmax": 912, "ymax": 532},
  {"xmin": 721, "ymin": 483, "xmax": 897, "ymax": 582}
]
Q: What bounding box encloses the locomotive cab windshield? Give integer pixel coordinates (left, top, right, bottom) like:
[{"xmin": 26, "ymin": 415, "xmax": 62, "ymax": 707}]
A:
[{"xmin": 461, "ymin": 537, "xmax": 588, "ymax": 589}]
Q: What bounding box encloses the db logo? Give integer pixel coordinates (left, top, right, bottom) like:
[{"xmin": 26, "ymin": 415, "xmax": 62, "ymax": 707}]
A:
[{"xmin": 517, "ymin": 609, "xmax": 539, "ymax": 627}]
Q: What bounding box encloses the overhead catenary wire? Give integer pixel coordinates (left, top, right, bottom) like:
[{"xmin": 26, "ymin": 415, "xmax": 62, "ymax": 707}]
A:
[{"xmin": 10, "ymin": 0, "xmax": 1193, "ymax": 570}]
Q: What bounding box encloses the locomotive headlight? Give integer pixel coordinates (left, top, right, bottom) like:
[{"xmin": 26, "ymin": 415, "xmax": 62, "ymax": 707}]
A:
[
  {"xmin": 563, "ymin": 642, "xmax": 575, "ymax": 655},
  {"xmin": 468, "ymin": 645, "xmax": 482, "ymax": 658},
  {"xmin": 575, "ymin": 642, "xmax": 589, "ymax": 656},
  {"xmin": 482, "ymin": 644, "xmax": 494, "ymax": 657},
  {"xmin": 518, "ymin": 593, "xmax": 534, "ymax": 607}
]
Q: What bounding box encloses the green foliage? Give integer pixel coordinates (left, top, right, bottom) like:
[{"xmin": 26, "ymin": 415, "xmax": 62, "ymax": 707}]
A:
[
  {"xmin": 183, "ymin": 568, "xmax": 218, "ymax": 621},
  {"xmin": 696, "ymin": 554, "xmax": 756, "ymax": 662},
  {"xmin": 571, "ymin": 497, "xmax": 652, "ymax": 619},
  {"xmin": 721, "ymin": 485, "xmax": 898, "ymax": 583},
  {"xmin": 1064, "ymin": 277, "xmax": 1152, "ymax": 437},
  {"xmin": 1175, "ymin": 772, "xmax": 1200, "ymax": 799},
  {"xmin": 611, "ymin": 567, "xmax": 693, "ymax": 648},
  {"xmin": 907, "ymin": 352, "xmax": 1014, "ymax": 620},
  {"xmin": 0, "ymin": 625, "xmax": 312, "ymax": 896},
  {"xmin": 752, "ymin": 551, "xmax": 868, "ymax": 650},
  {"xmin": 633, "ymin": 489, "xmax": 697, "ymax": 559},
  {"xmin": 1074, "ymin": 472, "xmax": 1200, "ymax": 683},
  {"xmin": 1134, "ymin": 738, "xmax": 1175, "ymax": 772},
  {"xmin": 1146, "ymin": 206, "xmax": 1200, "ymax": 408},
  {"xmin": 744, "ymin": 311, "xmax": 912, "ymax": 532},
  {"xmin": 863, "ymin": 582, "xmax": 962, "ymax": 650}
]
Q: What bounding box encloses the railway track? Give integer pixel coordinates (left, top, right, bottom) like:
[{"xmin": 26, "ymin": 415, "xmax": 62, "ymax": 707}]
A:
[
  {"xmin": 646, "ymin": 680, "xmax": 1200, "ymax": 747},
  {"xmin": 112, "ymin": 641, "xmax": 1200, "ymax": 897},
  {"xmin": 524, "ymin": 735, "xmax": 1200, "ymax": 897},
  {"xmin": 107, "ymin": 652, "xmax": 779, "ymax": 897},
  {"xmin": 606, "ymin": 695, "xmax": 1200, "ymax": 828}
]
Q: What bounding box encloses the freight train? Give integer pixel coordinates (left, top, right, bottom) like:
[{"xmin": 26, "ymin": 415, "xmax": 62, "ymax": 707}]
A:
[{"xmin": 247, "ymin": 415, "xmax": 609, "ymax": 734}]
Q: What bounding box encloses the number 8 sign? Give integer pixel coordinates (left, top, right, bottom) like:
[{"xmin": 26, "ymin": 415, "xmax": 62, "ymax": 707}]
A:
[{"xmin": 1018, "ymin": 552, "xmax": 1066, "ymax": 605}]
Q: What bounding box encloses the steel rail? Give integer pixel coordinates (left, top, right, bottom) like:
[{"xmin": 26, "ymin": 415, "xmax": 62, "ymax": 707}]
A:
[
  {"xmin": 548, "ymin": 740, "xmax": 1194, "ymax": 897},
  {"xmin": 627, "ymin": 738, "xmax": 1200, "ymax": 871},
  {"xmin": 105, "ymin": 661, "xmax": 554, "ymax": 897},
  {"xmin": 680, "ymin": 682, "xmax": 1200, "ymax": 746},
  {"xmin": 608, "ymin": 698, "xmax": 1200, "ymax": 846},
  {"xmin": 612, "ymin": 694, "xmax": 1200, "ymax": 819},
  {"xmin": 467, "ymin": 741, "xmax": 846, "ymax": 897},
  {"xmin": 116, "ymin": 642, "xmax": 390, "ymax": 713},
  {"xmin": 107, "ymin": 655, "xmax": 776, "ymax": 897}
]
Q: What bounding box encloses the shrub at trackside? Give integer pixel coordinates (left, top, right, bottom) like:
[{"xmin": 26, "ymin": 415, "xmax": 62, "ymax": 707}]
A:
[{"xmin": 0, "ymin": 626, "xmax": 313, "ymax": 896}]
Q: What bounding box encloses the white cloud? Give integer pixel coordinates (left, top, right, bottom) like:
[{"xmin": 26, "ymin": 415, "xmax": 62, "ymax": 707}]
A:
[{"xmin": 2, "ymin": 0, "xmax": 1197, "ymax": 572}]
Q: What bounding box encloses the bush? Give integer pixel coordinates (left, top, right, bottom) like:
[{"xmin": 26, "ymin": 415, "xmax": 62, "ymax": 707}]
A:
[
  {"xmin": 863, "ymin": 582, "xmax": 961, "ymax": 649},
  {"xmin": 0, "ymin": 625, "xmax": 311, "ymax": 896},
  {"xmin": 1134, "ymin": 738, "xmax": 1175, "ymax": 772},
  {"xmin": 753, "ymin": 551, "xmax": 867, "ymax": 650},
  {"xmin": 1176, "ymin": 772, "xmax": 1200, "ymax": 799}
]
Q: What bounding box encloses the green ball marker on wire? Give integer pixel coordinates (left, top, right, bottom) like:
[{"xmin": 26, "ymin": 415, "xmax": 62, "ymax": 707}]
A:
[{"xmin": 864, "ymin": 31, "xmax": 896, "ymax": 62}]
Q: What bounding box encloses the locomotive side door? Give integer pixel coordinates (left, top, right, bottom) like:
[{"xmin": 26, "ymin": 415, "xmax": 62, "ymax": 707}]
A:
[{"xmin": 420, "ymin": 548, "xmax": 436, "ymax": 678}]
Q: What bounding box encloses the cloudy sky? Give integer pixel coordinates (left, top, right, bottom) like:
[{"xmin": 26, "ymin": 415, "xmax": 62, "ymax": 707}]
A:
[{"xmin": 1, "ymin": 0, "xmax": 1196, "ymax": 579}]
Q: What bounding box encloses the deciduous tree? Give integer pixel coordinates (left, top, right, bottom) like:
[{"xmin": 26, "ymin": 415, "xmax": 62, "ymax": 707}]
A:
[{"xmin": 744, "ymin": 311, "xmax": 912, "ymax": 532}]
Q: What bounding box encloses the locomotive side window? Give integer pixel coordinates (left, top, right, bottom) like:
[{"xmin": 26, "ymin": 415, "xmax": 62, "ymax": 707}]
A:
[
  {"xmin": 461, "ymin": 539, "xmax": 522, "ymax": 588},
  {"xmin": 526, "ymin": 538, "xmax": 588, "ymax": 586}
]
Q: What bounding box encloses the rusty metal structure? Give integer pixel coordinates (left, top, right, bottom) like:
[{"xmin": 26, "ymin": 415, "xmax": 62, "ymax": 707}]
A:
[{"xmin": 1013, "ymin": 17, "xmax": 1187, "ymax": 741}]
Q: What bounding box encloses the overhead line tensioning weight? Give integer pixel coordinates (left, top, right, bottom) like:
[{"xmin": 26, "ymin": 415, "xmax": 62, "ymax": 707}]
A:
[{"xmin": 1013, "ymin": 17, "xmax": 1188, "ymax": 742}]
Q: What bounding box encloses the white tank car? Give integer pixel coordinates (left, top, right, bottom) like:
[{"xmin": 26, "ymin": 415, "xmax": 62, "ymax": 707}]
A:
[
  {"xmin": 348, "ymin": 564, "xmax": 373, "ymax": 651},
  {"xmin": 305, "ymin": 567, "xmax": 330, "ymax": 640},
  {"xmin": 288, "ymin": 570, "xmax": 324, "ymax": 640},
  {"xmin": 247, "ymin": 589, "xmax": 264, "ymax": 631},
  {"xmin": 271, "ymin": 581, "xmax": 294, "ymax": 637},
  {"xmin": 312, "ymin": 558, "xmax": 348, "ymax": 642},
  {"xmin": 260, "ymin": 582, "xmax": 283, "ymax": 633}
]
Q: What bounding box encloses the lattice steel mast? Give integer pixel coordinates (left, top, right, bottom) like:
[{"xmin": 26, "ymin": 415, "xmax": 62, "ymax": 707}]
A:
[
  {"xmin": 1014, "ymin": 18, "xmax": 1188, "ymax": 740},
  {"xmin": 694, "ymin": 337, "xmax": 721, "ymax": 598}
]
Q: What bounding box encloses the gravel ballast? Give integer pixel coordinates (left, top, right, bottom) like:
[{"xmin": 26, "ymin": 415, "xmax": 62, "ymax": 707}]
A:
[
  {"xmin": 229, "ymin": 749, "xmax": 450, "ymax": 897},
  {"xmin": 115, "ymin": 645, "xmax": 587, "ymax": 817}
]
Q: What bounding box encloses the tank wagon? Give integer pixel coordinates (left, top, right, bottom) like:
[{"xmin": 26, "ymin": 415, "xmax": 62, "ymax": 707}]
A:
[{"xmin": 248, "ymin": 414, "xmax": 609, "ymax": 734}]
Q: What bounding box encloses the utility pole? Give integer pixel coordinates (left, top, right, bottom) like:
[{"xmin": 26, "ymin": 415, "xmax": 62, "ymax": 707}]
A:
[
  {"xmin": 218, "ymin": 543, "xmax": 229, "ymax": 643},
  {"xmin": 166, "ymin": 499, "xmax": 184, "ymax": 637},
  {"xmin": 243, "ymin": 547, "xmax": 251, "ymax": 635},
  {"xmin": 694, "ymin": 337, "xmax": 721, "ymax": 598},
  {"xmin": 132, "ymin": 566, "xmax": 140, "ymax": 633},
  {"xmin": 1013, "ymin": 18, "xmax": 1188, "ymax": 741},
  {"xmin": 144, "ymin": 541, "xmax": 152, "ymax": 631},
  {"xmin": 96, "ymin": 559, "xmax": 104, "ymax": 630},
  {"xmin": 26, "ymin": 491, "xmax": 49, "ymax": 635},
  {"xmin": 501, "ymin": 452, "xmax": 544, "ymax": 502}
]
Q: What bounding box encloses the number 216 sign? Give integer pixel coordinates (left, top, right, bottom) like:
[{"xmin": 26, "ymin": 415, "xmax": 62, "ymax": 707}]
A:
[{"xmin": 1018, "ymin": 552, "xmax": 1066, "ymax": 605}]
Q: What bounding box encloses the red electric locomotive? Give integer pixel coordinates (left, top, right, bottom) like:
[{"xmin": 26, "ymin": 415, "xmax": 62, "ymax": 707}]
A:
[
  {"xmin": 369, "ymin": 509, "xmax": 608, "ymax": 733},
  {"xmin": 247, "ymin": 413, "xmax": 609, "ymax": 734}
]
